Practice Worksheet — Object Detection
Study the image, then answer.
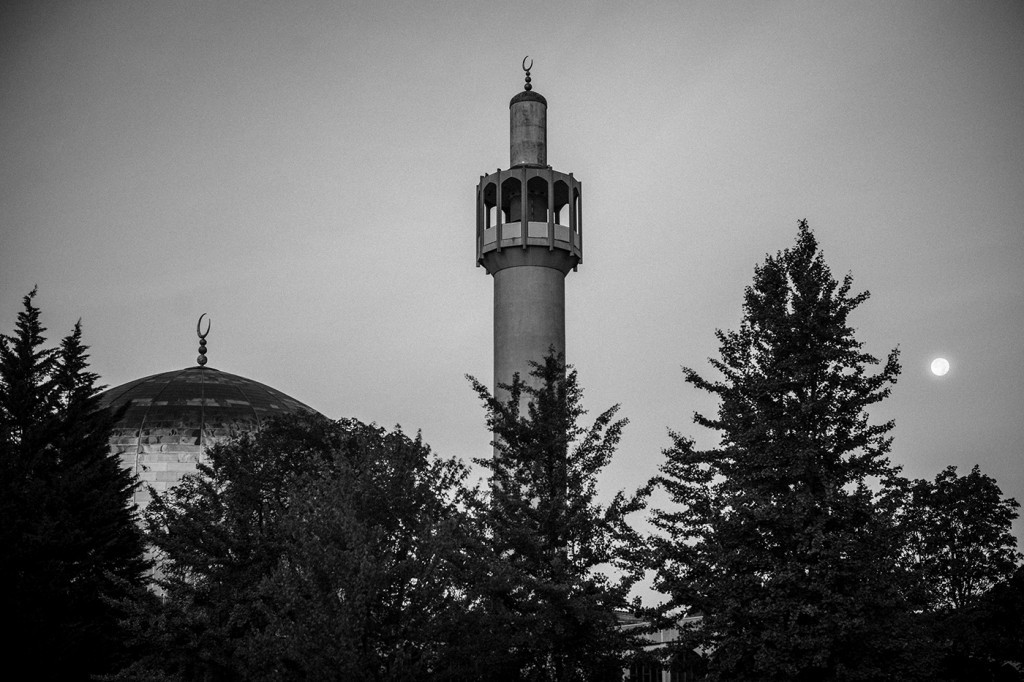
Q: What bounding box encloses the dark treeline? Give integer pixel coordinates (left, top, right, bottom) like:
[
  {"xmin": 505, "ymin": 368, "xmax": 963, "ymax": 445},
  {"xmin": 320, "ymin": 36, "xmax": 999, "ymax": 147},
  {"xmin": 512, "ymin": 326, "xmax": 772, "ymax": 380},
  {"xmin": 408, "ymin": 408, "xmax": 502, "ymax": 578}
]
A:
[
  {"xmin": 0, "ymin": 289, "xmax": 149, "ymax": 680},
  {"xmin": 2, "ymin": 223, "xmax": 1021, "ymax": 681}
]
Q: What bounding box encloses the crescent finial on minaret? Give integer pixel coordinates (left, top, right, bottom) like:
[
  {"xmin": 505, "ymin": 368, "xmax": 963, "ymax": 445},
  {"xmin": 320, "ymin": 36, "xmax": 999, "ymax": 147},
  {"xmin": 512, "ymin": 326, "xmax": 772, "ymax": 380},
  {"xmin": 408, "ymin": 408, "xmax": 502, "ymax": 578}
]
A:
[
  {"xmin": 522, "ymin": 56, "xmax": 533, "ymax": 91},
  {"xmin": 196, "ymin": 313, "xmax": 210, "ymax": 366}
]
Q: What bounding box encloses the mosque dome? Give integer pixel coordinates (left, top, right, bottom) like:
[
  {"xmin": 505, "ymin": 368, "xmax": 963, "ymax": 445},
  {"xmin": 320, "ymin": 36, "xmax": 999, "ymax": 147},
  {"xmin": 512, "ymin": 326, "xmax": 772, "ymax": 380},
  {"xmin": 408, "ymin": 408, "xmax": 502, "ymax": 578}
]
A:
[{"xmin": 97, "ymin": 324, "xmax": 318, "ymax": 508}]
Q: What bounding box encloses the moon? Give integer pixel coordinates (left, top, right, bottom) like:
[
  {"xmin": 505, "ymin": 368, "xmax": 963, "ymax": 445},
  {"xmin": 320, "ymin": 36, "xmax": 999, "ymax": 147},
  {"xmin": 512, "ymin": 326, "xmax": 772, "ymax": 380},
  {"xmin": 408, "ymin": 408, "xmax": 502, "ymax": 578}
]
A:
[{"xmin": 930, "ymin": 358, "xmax": 950, "ymax": 376}]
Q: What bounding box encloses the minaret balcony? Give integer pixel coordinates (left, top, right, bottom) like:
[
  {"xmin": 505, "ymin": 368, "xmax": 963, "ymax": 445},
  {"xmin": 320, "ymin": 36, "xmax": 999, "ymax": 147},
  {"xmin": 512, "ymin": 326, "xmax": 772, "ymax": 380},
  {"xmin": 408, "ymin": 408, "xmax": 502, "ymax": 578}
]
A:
[
  {"xmin": 475, "ymin": 166, "xmax": 583, "ymax": 265},
  {"xmin": 480, "ymin": 221, "xmax": 580, "ymax": 254}
]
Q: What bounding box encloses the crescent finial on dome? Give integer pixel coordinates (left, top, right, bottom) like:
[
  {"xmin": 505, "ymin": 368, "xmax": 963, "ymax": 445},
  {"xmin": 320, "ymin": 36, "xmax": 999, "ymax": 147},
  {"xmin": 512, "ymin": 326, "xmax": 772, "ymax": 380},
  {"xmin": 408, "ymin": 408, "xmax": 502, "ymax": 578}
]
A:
[{"xmin": 196, "ymin": 313, "xmax": 210, "ymax": 366}]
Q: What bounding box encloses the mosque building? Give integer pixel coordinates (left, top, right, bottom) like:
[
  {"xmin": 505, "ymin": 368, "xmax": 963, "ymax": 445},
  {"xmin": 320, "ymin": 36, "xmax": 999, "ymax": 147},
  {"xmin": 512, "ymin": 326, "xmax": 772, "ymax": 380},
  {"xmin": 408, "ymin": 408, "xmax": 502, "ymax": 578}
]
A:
[
  {"xmin": 97, "ymin": 59, "xmax": 581, "ymax": 509},
  {"xmin": 96, "ymin": 314, "xmax": 316, "ymax": 509},
  {"xmin": 94, "ymin": 62, "xmax": 696, "ymax": 679}
]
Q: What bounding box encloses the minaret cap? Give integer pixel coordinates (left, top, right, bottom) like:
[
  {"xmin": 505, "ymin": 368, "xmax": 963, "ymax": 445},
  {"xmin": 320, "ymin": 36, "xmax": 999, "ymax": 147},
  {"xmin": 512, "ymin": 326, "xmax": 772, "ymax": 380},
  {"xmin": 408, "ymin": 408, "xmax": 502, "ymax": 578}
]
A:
[
  {"xmin": 509, "ymin": 57, "xmax": 547, "ymax": 166},
  {"xmin": 510, "ymin": 56, "xmax": 547, "ymax": 107}
]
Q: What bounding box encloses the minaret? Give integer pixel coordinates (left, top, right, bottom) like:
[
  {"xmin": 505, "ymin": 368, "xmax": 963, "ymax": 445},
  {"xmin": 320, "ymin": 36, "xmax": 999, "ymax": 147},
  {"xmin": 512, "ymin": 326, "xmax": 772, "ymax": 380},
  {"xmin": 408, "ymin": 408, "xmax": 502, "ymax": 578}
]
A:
[{"xmin": 476, "ymin": 59, "xmax": 582, "ymax": 402}]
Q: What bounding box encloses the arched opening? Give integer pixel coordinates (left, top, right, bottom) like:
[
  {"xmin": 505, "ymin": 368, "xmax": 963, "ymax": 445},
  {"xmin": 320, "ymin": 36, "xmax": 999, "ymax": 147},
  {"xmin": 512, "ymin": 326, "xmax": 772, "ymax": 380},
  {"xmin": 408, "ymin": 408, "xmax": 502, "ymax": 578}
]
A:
[
  {"xmin": 552, "ymin": 180, "xmax": 570, "ymax": 225},
  {"xmin": 481, "ymin": 182, "xmax": 497, "ymax": 229},
  {"xmin": 501, "ymin": 177, "xmax": 521, "ymax": 223},
  {"xmin": 573, "ymin": 186, "xmax": 582, "ymax": 233},
  {"xmin": 526, "ymin": 176, "xmax": 549, "ymax": 223}
]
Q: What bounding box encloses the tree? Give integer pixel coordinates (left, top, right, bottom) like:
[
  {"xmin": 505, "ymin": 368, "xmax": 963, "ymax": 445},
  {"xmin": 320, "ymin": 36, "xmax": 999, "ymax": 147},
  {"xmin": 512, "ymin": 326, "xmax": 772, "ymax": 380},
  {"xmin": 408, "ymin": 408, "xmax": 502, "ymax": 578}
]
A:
[
  {"xmin": 908, "ymin": 465, "xmax": 1021, "ymax": 679},
  {"xmin": 650, "ymin": 222, "xmax": 921, "ymax": 680},
  {"xmin": 468, "ymin": 352, "xmax": 649, "ymax": 681},
  {"xmin": 910, "ymin": 465, "xmax": 1021, "ymax": 612},
  {"xmin": 969, "ymin": 565, "xmax": 1024, "ymax": 674},
  {"xmin": 0, "ymin": 289, "xmax": 148, "ymax": 679},
  {"xmin": 122, "ymin": 412, "xmax": 481, "ymax": 681}
]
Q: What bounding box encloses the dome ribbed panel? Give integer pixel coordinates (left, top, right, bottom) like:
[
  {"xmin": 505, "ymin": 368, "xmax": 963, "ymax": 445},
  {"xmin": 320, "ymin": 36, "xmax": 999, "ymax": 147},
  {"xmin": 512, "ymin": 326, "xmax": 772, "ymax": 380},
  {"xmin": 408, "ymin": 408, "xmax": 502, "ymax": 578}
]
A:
[{"xmin": 96, "ymin": 366, "xmax": 317, "ymax": 507}]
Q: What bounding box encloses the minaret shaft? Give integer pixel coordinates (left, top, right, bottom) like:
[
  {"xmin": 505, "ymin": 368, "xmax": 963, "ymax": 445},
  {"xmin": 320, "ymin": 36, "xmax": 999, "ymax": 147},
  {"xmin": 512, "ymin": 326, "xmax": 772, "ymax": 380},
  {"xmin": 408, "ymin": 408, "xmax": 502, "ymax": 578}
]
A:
[
  {"xmin": 493, "ymin": 265, "xmax": 565, "ymax": 400},
  {"xmin": 510, "ymin": 97, "xmax": 547, "ymax": 166}
]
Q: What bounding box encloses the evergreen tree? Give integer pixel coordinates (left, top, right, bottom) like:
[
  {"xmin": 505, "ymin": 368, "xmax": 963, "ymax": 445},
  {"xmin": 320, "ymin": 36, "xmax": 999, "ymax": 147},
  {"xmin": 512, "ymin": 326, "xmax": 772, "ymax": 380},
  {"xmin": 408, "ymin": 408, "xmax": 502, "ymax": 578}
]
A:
[
  {"xmin": 468, "ymin": 353, "xmax": 649, "ymax": 681},
  {"xmin": 123, "ymin": 412, "xmax": 481, "ymax": 681},
  {"xmin": 650, "ymin": 222, "xmax": 920, "ymax": 680},
  {"xmin": 0, "ymin": 289, "xmax": 148, "ymax": 679}
]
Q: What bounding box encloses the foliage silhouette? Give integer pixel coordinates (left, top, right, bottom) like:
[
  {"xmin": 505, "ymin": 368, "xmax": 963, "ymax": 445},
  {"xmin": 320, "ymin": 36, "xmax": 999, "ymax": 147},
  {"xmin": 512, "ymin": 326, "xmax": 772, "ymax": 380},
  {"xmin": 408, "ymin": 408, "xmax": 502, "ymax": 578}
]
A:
[
  {"xmin": 468, "ymin": 352, "xmax": 649, "ymax": 681},
  {"xmin": 650, "ymin": 222, "xmax": 923, "ymax": 680},
  {"xmin": 120, "ymin": 412, "xmax": 481, "ymax": 681},
  {"xmin": 0, "ymin": 289, "xmax": 148, "ymax": 680}
]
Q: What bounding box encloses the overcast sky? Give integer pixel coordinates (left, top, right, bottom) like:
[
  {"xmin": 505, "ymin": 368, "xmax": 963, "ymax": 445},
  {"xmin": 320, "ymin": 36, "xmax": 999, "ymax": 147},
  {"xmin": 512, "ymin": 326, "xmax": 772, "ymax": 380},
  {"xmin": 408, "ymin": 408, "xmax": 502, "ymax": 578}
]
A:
[{"xmin": 2, "ymin": 1, "xmax": 1022, "ymax": 545}]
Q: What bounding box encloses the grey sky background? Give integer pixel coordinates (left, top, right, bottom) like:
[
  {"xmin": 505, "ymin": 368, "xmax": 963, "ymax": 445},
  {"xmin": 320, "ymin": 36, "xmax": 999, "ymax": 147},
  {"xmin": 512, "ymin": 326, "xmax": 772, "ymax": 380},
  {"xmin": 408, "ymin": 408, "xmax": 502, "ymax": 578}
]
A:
[{"xmin": 3, "ymin": 2, "xmax": 1023, "ymax": 547}]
